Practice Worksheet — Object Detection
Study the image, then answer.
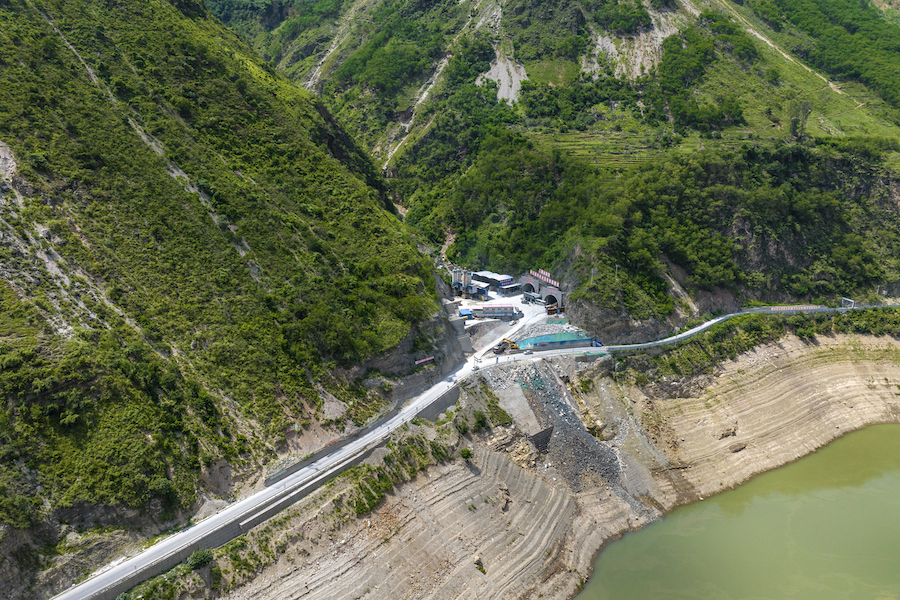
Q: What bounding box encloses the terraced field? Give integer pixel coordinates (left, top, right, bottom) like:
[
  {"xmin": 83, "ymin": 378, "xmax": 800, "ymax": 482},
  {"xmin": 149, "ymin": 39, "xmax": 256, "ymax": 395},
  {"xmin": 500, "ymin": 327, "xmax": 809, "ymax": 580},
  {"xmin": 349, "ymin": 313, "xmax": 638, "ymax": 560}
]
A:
[
  {"xmin": 533, "ymin": 129, "xmax": 763, "ymax": 170},
  {"xmin": 536, "ymin": 130, "xmax": 658, "ymax": 170},
  {"xmin": 526, "ymin": 5, "xmax": 900, "ymax": 172}
]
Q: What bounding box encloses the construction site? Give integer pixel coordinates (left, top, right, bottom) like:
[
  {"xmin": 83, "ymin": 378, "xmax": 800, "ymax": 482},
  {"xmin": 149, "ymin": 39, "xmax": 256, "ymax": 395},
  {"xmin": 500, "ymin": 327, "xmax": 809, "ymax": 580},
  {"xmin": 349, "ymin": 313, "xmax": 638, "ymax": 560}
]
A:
[
  {"xmin": 153, "ymin": 326, "xmax": 900, "ymax": 600},
  {"xmin": 451, "ymin": 268, "xmax": 565, "ymax": 313}
]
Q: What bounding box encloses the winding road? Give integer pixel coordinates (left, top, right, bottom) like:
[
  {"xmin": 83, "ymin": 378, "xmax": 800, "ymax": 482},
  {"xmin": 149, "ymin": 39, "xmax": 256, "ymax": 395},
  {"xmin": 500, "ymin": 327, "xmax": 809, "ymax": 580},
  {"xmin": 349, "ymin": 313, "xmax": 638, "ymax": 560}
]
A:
[{"xmin": 53, "ymin": 300, "xmax": 886, "ymax": 599}]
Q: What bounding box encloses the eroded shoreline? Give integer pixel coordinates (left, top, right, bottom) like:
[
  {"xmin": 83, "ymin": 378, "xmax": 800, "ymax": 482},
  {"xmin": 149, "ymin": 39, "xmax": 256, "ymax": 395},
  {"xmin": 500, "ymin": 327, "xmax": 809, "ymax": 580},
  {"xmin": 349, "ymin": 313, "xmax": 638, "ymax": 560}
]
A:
[{"xmin": 91, "ymin": 334, "xmax": 900, "ymax": 600}]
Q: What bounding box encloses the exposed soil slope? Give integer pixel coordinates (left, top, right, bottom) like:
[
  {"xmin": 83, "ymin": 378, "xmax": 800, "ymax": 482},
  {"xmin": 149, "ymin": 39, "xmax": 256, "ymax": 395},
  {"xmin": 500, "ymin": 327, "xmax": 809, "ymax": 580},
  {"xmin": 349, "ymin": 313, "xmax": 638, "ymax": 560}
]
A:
[
  {"xmin": 158, "ymin": 333, "xmax": 900, "ymax": 600},
  {"xmin": 647, "ymin": 334, "xmax": 900, "ymax": 499}
]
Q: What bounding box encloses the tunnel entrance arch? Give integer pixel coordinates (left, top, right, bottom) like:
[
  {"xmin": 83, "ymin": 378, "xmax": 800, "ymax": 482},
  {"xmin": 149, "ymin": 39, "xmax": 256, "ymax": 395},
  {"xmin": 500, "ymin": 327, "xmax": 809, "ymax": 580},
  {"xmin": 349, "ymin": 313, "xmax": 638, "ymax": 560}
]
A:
[
  {"xmin": 541, "ymin": 284, "xmax": 562, "ymax": 306},
  {"xmin": 522, "ymin": 272, "xmax": 565, "ymax": 309}
]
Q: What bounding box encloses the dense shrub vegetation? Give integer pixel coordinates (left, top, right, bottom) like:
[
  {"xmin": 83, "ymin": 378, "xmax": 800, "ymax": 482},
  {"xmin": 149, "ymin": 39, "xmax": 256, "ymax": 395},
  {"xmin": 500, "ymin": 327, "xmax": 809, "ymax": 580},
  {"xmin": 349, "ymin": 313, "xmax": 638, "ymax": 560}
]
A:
[
  {"xmin": 407, "ymin": 123, "xmax": 900, "ymax": 317},
  {"xmin": 327, "ymin": 6, "xmax": 446, "ymax": 96},
  {"xmin": 745, "ymin": 0, "xmax": 900, "ymax": 109},
  {"xmin": 381, "ymin": 10, "xmax": 900, "ymax": 318},
  {"xmin": 0, "ymin": 0, "xmax": 437, "ymax": 526},
  {"xmin": 506, "ymin": 0, "xmax": 589, "ymax": 60},
  {"xmin": 208, "ymin": 0, "xmax": 349, "ymax": 63},
  {"xmin": 593, "ymin": 1, "xmax": 652, "ymax": 35},
  {"xmin": 644, "ymin": 13, "xmax": 757, "ymax": 131},
  {"xmin": 0, "ymin": 285, "xmax": 206, "ymax": 523}
]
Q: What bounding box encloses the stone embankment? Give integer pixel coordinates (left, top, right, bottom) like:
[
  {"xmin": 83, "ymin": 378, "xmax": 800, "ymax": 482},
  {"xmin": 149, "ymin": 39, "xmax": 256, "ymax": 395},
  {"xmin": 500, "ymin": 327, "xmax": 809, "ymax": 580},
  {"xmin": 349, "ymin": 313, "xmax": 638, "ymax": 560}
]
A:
[{"xmin": 178, "ymin": 334, "xmax": 900, "ymax": 600}]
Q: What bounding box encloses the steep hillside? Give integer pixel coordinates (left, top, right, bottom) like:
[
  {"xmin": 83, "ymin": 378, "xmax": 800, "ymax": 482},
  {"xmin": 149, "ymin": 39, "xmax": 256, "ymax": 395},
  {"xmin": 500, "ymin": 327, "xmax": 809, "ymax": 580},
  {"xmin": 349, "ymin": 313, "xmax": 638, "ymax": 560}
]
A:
[
  {"xmin": 210, "ymin": 0, "xmax": 900, "ymax": 158},
  {"xmin": 0, "ymin": 0, "xmax": 448, "ymax": 593},
  {"xmin": 212, "ymin": 0, "xmax": 900, "ymax": 336},
  {"xmin": 5, "ymin": 0, "xmax": 900, "ymax": 591}
]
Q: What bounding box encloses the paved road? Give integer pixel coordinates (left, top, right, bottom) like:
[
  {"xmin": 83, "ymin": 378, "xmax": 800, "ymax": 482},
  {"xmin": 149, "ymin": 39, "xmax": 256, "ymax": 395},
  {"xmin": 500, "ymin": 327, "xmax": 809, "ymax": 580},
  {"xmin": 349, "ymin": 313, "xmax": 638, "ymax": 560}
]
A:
[
  {"xmin": 53, "ymin": 301, "xmax": 888, "ymax": 599},
  {"xmin": 603, "ymin": 304, "xmax": 834, "ymax": 352},
  {"xmin": 53, "ymin": 300, "xmax": 548, "ymax": 600}
]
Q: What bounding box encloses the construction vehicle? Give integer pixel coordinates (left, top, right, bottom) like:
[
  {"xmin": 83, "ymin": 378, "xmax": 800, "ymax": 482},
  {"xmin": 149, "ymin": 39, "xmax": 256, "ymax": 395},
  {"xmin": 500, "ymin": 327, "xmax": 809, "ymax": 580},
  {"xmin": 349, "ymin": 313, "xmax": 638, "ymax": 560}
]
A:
[{"xmin": 494, "ymin": 338, "xmax": 519, "ymax": 354}]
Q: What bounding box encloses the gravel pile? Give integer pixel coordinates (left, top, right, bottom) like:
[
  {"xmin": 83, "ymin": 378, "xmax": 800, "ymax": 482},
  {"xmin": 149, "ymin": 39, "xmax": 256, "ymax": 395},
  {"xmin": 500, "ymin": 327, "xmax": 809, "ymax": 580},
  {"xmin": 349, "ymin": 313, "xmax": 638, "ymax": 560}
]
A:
[
  {"xmin": 481, "ymin": 364, "xmax": 529, "ymax": 391},
  {"xmin": 515, "ymin": 363, "xmax": 620, "ymax": 492}
]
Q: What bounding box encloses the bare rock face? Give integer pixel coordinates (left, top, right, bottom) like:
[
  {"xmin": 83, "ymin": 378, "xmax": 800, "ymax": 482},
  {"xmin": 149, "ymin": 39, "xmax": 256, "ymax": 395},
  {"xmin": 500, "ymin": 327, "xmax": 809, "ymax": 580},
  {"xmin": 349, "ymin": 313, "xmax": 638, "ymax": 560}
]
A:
[
  {"xmin": 35, "ymin": 528, "xmax": 141, "ymax": 597},
  {"xmin": 565, "ymin": 276, "xmax": 740, "ymax": 345},
  {"xmin": 0, "ymin": 525, "xmax": 27, "ymax": 598},
  {"xmin": 559, "ymin": 248, "xmax": 741, "ymax": 345},
  {"xmin": 0, "ymin": 500, "xmax": 187, "ymax": 600},
  {"xmin": 0, "ymin": 140, "xmax": 17, "ymax": 181},
  {"xmin": 11, "ymin": 176, "xmax": 33, "ymax": 198},
  {"xmin": 566, "ymin": 300, "xmax": 671, "ymax": 344},
  {"xmin": 347, "ymin": 308, "xmax": 466, "ymax": 405},
  {"xmin": 649, "ymin": 335, "xmax": 900, "ymax": 500},
  {"xmin": 476, "ymin": 56, "xmax": 528, "ymax": 103}
]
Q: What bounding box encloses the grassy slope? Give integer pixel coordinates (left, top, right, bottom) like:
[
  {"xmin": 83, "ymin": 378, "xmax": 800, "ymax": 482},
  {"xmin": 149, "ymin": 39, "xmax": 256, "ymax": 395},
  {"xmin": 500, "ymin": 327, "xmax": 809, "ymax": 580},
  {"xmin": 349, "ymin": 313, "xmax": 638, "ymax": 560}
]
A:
[
  {"xmin": 533, "ymin": 13, "xmax": 900, "ymax": 169},
  {"xmin": 0, "ymin": 0, "xmax": 437, "ymax": 534}
]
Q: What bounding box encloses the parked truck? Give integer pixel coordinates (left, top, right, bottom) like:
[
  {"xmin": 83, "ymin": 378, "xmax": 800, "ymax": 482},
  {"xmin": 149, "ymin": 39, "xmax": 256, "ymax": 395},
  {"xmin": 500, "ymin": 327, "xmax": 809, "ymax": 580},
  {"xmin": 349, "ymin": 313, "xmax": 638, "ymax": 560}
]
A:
[{"xmin": 493, "ymin": 338, "xmax": 519, "ymax": 354}]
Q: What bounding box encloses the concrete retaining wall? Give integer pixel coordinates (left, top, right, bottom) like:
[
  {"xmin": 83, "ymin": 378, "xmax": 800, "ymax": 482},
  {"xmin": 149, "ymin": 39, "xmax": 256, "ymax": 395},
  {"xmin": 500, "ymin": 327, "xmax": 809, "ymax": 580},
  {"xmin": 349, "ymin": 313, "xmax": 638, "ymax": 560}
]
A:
[
  {"xmin": 416, "ymin": 386, "xmax": 460, "ymax": 422},
  {"xmin": 92, "ymin": 541, "xmax": 201, "ymax": 600},
  {"xmin": 574, "ymin": 352, "xmax": 610, "ymax": 363},
  {"xmin": 265, "ymin": 409, "xmax": 400, "ymax": 486},
  {"xmin": 457, "ymin": 335, "xmax": 474, "ymax": 353},
  {"xmin": 242, "ymin": 449, "xmax": 376, "ymax": 534}
]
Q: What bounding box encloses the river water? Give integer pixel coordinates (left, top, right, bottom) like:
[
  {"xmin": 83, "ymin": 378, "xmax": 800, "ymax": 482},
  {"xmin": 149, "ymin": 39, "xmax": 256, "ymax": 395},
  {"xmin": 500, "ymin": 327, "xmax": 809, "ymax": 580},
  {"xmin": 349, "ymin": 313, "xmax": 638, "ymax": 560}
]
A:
[{"xmin": 577, "ymin": 424, "xmax": 900, "ymax": 600}]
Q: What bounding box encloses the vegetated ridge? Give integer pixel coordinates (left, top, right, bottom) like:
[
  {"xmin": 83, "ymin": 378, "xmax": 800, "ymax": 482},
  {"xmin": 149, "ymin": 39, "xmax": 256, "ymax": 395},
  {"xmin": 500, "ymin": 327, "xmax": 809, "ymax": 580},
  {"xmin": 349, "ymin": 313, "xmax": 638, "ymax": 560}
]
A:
[
  {"xmin": 0, "ymin": 0, "xmax": 453, "ymax": 596},
  {"xmin": 212, "ymin": 0, "xmax": 900, "ymax": 341}
]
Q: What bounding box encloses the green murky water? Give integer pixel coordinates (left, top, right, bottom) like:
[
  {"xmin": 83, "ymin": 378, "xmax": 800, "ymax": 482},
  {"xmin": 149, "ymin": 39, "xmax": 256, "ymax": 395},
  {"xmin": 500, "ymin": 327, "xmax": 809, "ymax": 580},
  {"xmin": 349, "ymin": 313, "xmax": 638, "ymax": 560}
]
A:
[{"xmin": 578, "ymin": 424, "xmax": 900, "ymax": 600}]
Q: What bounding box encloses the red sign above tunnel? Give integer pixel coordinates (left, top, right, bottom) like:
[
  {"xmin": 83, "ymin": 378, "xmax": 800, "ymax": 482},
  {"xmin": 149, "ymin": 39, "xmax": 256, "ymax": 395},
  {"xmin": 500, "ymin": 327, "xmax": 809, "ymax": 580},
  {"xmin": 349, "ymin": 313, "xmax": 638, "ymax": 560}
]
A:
[{"xmin": 530, "ymin": 269, "xmax": 559, "ymax": 288}]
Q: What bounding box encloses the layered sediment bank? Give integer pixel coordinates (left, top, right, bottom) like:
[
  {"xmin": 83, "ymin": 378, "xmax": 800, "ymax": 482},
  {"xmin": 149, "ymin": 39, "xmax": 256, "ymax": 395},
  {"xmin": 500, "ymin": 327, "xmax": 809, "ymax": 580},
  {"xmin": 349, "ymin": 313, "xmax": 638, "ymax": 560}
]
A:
[{"xmin": 169, "ymin": 334, "xmax": 900, "ymax": 600}]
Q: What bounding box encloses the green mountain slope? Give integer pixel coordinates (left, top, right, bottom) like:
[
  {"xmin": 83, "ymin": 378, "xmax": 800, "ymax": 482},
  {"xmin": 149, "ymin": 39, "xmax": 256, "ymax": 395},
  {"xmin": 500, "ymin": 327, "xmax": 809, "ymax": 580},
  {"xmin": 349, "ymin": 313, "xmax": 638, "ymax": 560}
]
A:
[
  {"xmin": 0, "ymin": 0, "xmax": 441, "ymax": 592},
  {"xmin": 5, "ymin": 0, "xmax": 900, "ymax": 589},
  {"xmin": 212, "ymin": 0, "xmax": 900, "ymax": 324},
  {"xmin": 209, "ymin": 0, "xmax": 900, "ymax": 157}
]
